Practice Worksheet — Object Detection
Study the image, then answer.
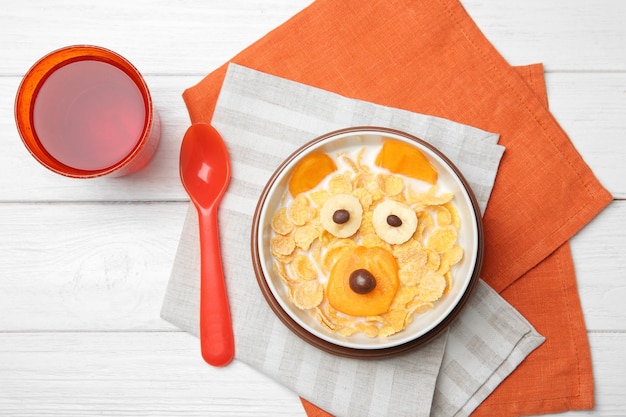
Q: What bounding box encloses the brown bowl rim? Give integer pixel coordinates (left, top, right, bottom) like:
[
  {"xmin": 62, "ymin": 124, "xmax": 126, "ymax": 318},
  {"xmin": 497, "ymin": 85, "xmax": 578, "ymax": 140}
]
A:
[{"xmin": 250, "ymin": 126, "xmax": 484, "ymax": 359}]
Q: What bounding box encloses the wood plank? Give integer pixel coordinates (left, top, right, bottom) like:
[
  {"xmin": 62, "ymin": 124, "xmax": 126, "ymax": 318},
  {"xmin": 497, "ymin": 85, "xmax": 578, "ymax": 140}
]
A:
[
  {"xmin": 462, "ymin": 0, "xmax": 626, "ymax": 71},
  {"xmin": 0, "ymin": 331, "xmax": 623, "ymax": 416},
  {"xmin": 0, "ymin": 202, "xmax": 188, "ymax": 331},
  {"xmin": 2, "ymin": 72, "xmax": 625, "ymax": 202},
  {"xmin": 0, "ymin": 0, "xmax": 312, "ymax": 76},
  {"xmin": 546, "ymin": 73, "xmax": 626, "ymax": 198},
  {"xmin": 1, "ymin": 201, "xmax": 624, "ymax": 332},
  {"xmin": 2, "ymin": 1, "xmax": 625, "ymax": 76},
  {"xmin": 571, "ymin": 201, "xmax": 626, "ymax": 331},
  {"xmin": 0, "ymin": 332, "xmax": 306, "ymax": 417},
  {"xmin": 555, "ymin": 332, "xmax": 626, "ymax": 416}
]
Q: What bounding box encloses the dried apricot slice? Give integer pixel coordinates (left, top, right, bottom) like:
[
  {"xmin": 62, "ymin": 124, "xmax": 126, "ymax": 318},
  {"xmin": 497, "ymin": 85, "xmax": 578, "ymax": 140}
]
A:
[
  {"xmin": 375, "ymin": 140, "xmax": 438, "ymax": 185},
  {"xmin": 289, "ymin": 152, "xmax": 337, "ymax": 196}
]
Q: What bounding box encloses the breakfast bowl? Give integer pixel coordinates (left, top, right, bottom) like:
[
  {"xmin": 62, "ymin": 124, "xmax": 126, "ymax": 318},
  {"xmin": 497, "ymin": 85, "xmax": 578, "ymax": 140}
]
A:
[{"xmin": 251, "ymin": 127, "xmax": 483, "ymax": 358}]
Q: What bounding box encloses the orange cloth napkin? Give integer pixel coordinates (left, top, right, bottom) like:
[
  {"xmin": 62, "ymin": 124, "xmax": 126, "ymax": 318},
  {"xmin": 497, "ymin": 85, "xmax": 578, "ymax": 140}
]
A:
[
  {"xmin": 182, "ymin": 0, "xmax": 612, "ymax": 415},
  {"xmin": 470, "ymin": 65, "xmax": 596, "ymax": 416},
  {"xmin": 298, "ymin": 64, "xmax": 594, "ymax": 417}
]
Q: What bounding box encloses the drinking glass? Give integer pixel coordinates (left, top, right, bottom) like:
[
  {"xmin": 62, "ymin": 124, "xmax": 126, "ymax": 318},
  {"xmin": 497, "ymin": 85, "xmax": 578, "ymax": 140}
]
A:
[{"xmin": 15, "ymin": 45, "xmax": 160, "ymax": 178}]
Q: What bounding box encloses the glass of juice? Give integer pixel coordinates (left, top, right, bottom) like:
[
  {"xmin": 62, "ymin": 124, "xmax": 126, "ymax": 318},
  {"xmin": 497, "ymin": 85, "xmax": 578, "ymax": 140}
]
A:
[{"xmin": 15, "ymin": 45, "xmax": 160, "ymax": 178}]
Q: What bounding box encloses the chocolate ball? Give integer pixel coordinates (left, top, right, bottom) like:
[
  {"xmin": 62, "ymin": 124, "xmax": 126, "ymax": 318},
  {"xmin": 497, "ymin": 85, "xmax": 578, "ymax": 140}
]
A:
[{"xmin": 349, "ymin": 269, "xmax": 376, "ymax": 294}]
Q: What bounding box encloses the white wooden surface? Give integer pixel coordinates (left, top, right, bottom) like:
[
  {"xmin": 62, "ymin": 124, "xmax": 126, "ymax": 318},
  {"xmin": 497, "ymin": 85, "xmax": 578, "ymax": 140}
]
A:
[{"xmin": 1, "ymin": 1, "xmax": 625, "ymax": 415}]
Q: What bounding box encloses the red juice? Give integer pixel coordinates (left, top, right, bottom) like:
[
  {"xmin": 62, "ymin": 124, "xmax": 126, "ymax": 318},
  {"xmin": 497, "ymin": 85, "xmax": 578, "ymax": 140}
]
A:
[{"xmin": 33, "ymin": 59, "xmax": 146, "ymax": 171}]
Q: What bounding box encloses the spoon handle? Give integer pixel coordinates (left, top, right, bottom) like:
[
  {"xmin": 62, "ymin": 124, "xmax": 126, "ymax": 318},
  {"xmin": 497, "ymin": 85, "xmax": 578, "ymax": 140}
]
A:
[{"xmin": 197, "ymin": 206, "xmax": 235, "ymax": 366}]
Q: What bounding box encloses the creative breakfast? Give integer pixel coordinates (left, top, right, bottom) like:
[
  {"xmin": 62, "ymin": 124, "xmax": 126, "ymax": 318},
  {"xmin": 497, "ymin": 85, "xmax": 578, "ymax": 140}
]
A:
[{"xmin": 270, "ymin": 139, "xmax": 464, "ymax": 338}]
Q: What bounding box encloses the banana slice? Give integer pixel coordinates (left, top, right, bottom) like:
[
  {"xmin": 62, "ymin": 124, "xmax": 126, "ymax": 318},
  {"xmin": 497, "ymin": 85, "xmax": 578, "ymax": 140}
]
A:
[
  {"xmin": 320, "ymin": 194, "xmax": 363, "ymax": 238},
  {"xmin": 372, "ymin": 200, "xmax": 418, "ymax": 244}
]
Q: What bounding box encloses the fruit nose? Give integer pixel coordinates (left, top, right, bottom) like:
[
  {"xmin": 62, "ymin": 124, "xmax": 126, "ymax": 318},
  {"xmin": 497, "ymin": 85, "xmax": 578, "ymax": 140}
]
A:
[{"xmin": 327, "ymin": 245, "xmax": 399, "ymax": 317}]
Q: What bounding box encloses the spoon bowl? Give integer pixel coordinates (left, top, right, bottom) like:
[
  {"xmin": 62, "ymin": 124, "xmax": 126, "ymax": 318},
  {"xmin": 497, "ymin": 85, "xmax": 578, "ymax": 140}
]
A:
[{"xmin": 179, "ymin": 123, "xmax": 234, "ymax": 366}]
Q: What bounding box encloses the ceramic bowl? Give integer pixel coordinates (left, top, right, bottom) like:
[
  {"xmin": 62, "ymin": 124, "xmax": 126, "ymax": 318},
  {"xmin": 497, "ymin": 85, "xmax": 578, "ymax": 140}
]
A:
[{"xmin": 251, "ymin": 127, "xmax": 483, "ymax": 358}]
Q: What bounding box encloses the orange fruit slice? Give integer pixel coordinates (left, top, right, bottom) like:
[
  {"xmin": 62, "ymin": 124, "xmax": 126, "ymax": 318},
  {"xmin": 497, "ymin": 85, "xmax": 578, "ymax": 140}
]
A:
[
  {"xmin": 375, "ymin": 140, "xmax": 438, "ymax": 184},
  {"xmin": 288, "ymin": 152, "xmax": 337, "ymax": 196}
]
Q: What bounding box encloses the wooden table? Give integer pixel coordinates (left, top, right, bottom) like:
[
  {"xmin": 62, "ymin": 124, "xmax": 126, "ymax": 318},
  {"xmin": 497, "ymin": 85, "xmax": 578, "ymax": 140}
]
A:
[{"xmin": 1, "ymin": 1, "xmax": 624, "ymax": 415}]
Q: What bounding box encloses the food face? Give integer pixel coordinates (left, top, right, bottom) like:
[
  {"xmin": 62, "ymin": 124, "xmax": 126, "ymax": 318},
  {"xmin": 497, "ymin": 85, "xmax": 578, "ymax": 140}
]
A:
[{"xmin": 270, "ymin": 140, "xmax": 464, "ymax": 338}]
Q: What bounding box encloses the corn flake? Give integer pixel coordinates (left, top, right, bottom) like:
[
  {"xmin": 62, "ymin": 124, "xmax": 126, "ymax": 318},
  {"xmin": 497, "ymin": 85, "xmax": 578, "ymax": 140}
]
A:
[
  {"xmin": 444, "ymin": 202, "xmax": 461, "ymax": 230},
  {"xmin": 361, "ymin": 233, "xmax": 391, "ymax": 251},
  {"xmin": 288, "ymin": 194, "xmax": 313, "ymax": 226},
  {"xmin": 271, "ymin": 234, "xmax": 296, "ymax": 257},
  {"xmin": 355, "ymin": 322, "xmax": 379, "ymax": 338},
  {"xmin": 364, "ymin": 176, "xmax": 384, "ymax": 201},
  {"xmin": 390, "ymin": 285, "xmax": 419, "ymax": 309},
  {"xmin": 442, "ymin": 245, "xmax": 464, "ymax": 266},
  {"xmin": 271, "ymin": 207, "xmax": 294, "ymax": 235},
  {"xmin": 399, "ymin": 261, "xmax": 427, "ymax": 286},
  {"xmin": 407, "ymin": 300, "xmax": 434, "ymax": 313},
  {"xmin": 273, "ymin": 260, "xmax": 292, "ymax": 284},
  {"xmin": 436, "ymin": 206, "xmax": 452, "ymax": 226},
  {"xmin": 352, "ymin": 187, "xmax": 373, "ymax": 211},
  {"xmin": 291, "ymin": 254, "xmax": 318, "ymax": 281},
  {"xmin": 418, "ymin": 273, "xmax": 446, "ymax": 302},
  {"xmin": 385, "ymin": 308, "xmax": 411, "ymax": 333},
  {"xmin": 315, "ymin": 307, "xmax": 337, "ymax": 331},
  {"xmin": 328, "ymin": 172, "xmax": 353, "ymax": 194},
  {"xmin": 337, "ymin": 326, "xmax": 359, "ymax": 337},
  {"xmin": 392, "ymin": 239, "xmax": 426, "ymax": 264},
  {"xmin": 341, "ymin": 153, "xmax": 361, "ymax": 174},
  {"xmin": 425, "ymin": 248, "xmax": 441, "ymax": 271},
  {"xmin": 417, "ymin": 210, "xmax": 435, "ymax": 232},
  {"xmin": 427, "ymin": 226, "xmax": 458, "ymax": 253},
  {"xmin": 321, "ymin": 239, "xmax": 355, "ymax": 273},
  {"xmin": 409, "ymin": 186, "xmax": 454, "ymax": 206},
  {"xmin": 294, "ymin": 224, "xmax": 321, "ymax": 250},
  {"xmin": 412, "ymin": 221, "xmax": 426, "ymax": 242},
  {"xmin": 308, "ymin": 189, "xmax": 330, "ymax": 208},
  {"xmin": 443, "ymin": 271, "xmax": 453, "ymax": 295},
  {"xmin": 437, "ymin": 245, "xmax": 462, "ymax": 276},
  {"xmin": 292, "ymin": 280, "xmax": 323, "ymax": 310},
  {"xmin": 382, "ymin": 174, "xmax": 404, "ymax": 196}
]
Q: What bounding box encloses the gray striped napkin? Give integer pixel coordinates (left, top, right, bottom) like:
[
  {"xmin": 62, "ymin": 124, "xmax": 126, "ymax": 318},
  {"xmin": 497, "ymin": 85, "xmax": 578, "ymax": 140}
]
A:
[{"xmin": 161, "ymin": 64, "xmax": 544, "ymax": 417}]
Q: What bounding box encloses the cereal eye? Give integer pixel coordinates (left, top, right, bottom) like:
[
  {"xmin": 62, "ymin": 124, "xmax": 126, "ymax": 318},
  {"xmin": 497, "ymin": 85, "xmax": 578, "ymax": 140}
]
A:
[
  {"xmin": 372, "ymin": 200, "xmax": 418, "ymax": 244},
  {"xmin": 320, "ymin": 194, "xmax": 363, "ymax": 238}
]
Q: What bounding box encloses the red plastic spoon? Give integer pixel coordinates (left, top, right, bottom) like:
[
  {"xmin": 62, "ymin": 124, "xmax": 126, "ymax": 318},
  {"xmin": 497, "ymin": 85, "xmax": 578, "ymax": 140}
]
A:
[{"xmin": 179, "ymin": 123, "xmax": 234, "ymax": 367}]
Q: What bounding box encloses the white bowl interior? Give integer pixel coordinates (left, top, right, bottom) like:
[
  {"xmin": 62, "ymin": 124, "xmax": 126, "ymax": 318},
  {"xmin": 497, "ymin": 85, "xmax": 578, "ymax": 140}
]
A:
[{"xmin": 257, "ymin": 129, "xmax": 479, "ymax": 350}]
